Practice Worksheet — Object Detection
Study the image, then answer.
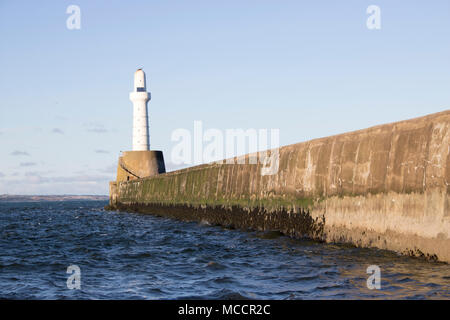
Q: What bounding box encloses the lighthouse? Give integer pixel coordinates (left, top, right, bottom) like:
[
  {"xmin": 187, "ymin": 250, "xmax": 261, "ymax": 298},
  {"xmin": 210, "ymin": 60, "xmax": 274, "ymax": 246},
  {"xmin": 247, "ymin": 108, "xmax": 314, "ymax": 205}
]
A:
[
  {"xmin": 114, "ymin": 69, "xmax": 166, "ymax": 182},
  {"xmin": 130, "ymin": 69, "xmax": 151, "ymax": 151}
]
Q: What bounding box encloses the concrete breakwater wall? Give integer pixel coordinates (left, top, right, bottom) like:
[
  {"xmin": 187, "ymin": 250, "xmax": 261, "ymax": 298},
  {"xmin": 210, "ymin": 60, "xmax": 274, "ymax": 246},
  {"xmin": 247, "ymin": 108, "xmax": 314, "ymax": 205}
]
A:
[{"xmin": 108, "ymin": 110, "xmax": 450, "ymax": 263}]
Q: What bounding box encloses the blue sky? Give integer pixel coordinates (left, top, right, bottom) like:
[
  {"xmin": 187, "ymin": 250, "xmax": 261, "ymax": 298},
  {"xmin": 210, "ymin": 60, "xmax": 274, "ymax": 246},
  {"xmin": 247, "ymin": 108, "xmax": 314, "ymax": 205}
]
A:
[{"xmin": 0, "ymin": 0, "xmax": 449, "ymax": 195}]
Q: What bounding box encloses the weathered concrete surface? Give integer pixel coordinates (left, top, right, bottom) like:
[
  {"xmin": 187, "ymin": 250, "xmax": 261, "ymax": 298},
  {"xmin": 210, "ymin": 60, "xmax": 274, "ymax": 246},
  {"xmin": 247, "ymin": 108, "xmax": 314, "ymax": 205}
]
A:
[
  {"xmin": 108, "ymin": 110, "xmax": 450, "ymax": 263},
  {"xmin": 116, "ymin": 150, "xmax": 165, "ymax": 182}
]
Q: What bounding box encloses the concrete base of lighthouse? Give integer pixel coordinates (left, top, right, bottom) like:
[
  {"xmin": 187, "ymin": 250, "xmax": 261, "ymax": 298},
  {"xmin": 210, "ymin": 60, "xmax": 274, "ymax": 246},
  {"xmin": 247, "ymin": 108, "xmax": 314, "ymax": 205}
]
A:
[{"xmin": 116, "ymin": 150, "xmax": 166, "ymax": 182}]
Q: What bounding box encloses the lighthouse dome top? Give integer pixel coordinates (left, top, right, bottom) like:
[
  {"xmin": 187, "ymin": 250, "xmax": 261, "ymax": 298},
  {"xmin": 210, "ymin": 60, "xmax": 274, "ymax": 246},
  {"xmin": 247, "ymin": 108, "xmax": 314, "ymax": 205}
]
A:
[{"xmin": 134, "ymin": 69, "xmax": 146, "ymax": 92}]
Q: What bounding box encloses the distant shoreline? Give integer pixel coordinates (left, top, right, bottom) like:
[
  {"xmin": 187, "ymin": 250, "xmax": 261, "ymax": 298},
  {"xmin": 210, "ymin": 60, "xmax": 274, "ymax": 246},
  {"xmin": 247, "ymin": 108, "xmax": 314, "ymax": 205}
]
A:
[{"xmin": 0, "ymin": 195, "xmax": 109, "ymax": 202}]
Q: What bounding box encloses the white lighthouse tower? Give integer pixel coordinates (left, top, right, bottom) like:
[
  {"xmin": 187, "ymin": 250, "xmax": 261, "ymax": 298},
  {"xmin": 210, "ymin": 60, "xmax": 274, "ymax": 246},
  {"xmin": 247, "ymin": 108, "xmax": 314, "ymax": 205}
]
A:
[
  {"xmin": 129, "ymin": 69, "xmax": 151, "ymax": 151},
  {"xmin": 114, "ymin": 69, "xmax": 165, "ymax": 183}
]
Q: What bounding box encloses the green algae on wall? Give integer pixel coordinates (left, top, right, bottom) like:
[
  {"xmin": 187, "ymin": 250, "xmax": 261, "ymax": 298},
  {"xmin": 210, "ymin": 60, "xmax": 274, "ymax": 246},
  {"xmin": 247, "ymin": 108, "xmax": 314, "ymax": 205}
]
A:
[{"xmin": 108, "ymin": 110, "xmax": 450, "ymax": 262}]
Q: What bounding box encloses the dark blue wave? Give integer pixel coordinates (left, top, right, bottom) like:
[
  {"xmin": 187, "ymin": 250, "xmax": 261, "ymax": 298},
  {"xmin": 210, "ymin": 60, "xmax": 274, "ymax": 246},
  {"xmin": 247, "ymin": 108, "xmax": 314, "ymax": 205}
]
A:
[{"xmin": 0, "ymin": 200, "xmax": 449, "ymax": 299}]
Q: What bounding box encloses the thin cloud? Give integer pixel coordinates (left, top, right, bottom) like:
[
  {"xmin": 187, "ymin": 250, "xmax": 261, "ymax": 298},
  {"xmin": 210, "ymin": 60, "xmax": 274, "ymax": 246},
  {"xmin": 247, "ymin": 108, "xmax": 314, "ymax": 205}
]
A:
[
  {"xmin": 95, "ymin": 149, "xmax": 109, "ymax": 154},
  {"xmin": 84, "ymin": 122, "xmax": 108, "ymax": 133},
  {"xmin": 0, "ymin": 174, "xmax": 110, "ymax": 194},
  {"xmin": 24, "ymin": 170, "xmax": 53, "ymax": 178},
  {"xmin": 25, "ymin": 174, "xmax": 49, "ymax": 184},
  {"xmin": 0, "ymin": 172, "xmax": 4, "ymax": 178},
  {"xmin": 88, "ymin": 127, "xmax": 107, "ymax": 133},
  {"xmin": 55, "ymin": 115, "xmax": 68, "ymax": 121},
  {"xmin": 20, "ymin": 162, "xmax": 37, "ymax": 167},
  {"xmin": 25, "ymin": 171, "xmax": 40, "ymax": 177},
  {"xmin": 4, "ymin": 173, "xmax": 111, "ymax": 185},
  {"xmin": 11, "ymin": 150, "xmax": 30, "ymax": 156},
  {"xmin": 99, "ymin": 163, "xmax": 117, "ymax": 174},
  {"xmin": 51, "ymin": 175, "xmax": 111, "ymax": 183},
  {"xmin": 52, "ymin": 128, "xmax": 64, "ymax": 134}
]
